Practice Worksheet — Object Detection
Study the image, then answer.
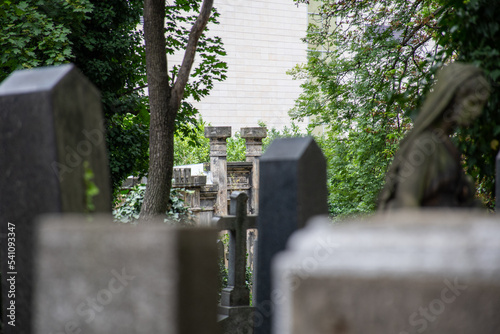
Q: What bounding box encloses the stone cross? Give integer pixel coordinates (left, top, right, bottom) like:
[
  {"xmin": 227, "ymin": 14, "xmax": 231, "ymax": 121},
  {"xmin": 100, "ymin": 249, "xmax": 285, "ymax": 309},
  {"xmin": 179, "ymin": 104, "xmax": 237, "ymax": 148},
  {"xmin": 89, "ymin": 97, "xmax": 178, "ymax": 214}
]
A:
[
  {"xmin": 254, "ymin": 137, "xmax": 328, "ymax": 334},
  {"xmin": 213, "ymin": 192, "xmax": 257, "ymax": 334},
  {"xmin": 0, "ymin": 64, "xmax": 111, "ymax": 333}
]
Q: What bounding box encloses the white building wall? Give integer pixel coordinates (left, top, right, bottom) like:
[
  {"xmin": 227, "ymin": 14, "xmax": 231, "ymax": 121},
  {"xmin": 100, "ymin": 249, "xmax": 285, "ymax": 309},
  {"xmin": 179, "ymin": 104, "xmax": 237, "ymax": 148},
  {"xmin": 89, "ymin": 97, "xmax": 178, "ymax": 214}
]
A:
[{"xmin": 170, "ymin": 0, "xmax": 309, "ymax": 133}]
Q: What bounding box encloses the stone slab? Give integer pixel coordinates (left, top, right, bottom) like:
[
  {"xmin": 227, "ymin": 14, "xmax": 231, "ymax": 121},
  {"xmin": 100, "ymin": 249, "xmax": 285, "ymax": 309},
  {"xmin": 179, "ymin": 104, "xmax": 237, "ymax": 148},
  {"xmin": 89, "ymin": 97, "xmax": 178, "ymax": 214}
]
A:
[
  {"xmin": 255, "ymin": 137, "xmax": 328, "ymax": 334},
  {"xmin": 0, "ymin": 64, "xmax": 111, "ymax": 333},
  {"xmin": 33, "ymin": 215, "xmax": 219, "ymax": 334},
  {"xmin": 273, "ymin": 210, "xmax": 500, "ymax": 334}
]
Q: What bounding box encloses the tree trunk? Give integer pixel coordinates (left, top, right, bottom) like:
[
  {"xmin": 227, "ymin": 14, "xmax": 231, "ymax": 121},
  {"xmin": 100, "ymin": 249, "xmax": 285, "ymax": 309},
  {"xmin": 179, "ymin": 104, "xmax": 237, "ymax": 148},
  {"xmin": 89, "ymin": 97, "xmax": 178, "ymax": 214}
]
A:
[{"xmin": 141, "ymin": 0, "xmax": 214, "ymax": 219}]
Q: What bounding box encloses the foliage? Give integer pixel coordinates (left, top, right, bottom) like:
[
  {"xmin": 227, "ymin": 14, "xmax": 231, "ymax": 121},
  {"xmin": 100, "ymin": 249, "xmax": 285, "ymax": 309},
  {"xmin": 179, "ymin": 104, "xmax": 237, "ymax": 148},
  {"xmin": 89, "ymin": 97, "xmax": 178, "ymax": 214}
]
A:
[
  {"xmin": 260, "ymin": 121, "xmax": 308, "ymax": 151},
  {"xmin": 315, "ymin": 130, "xmax": 398, "ymax": 217},
  {"xmin": 289, "ymin": 1, "xmax": 441, "ymax": 217},
  {"xmin": 173, "ymin": 121, "xmax": 248, "ymax": 165},
  {"xmin": 107, "ymin": 113, "xmax": 149, "ymax": 197},
  {"xmin": 174, "ymin": 119, "xmax": 210, "ymax": 166},
  {"xmin": 432, "ymin": 0, "xmax": 500, "ymax": 207},
  {"xmin": 113, "ymin": 184, "xmax": 195, "ymax": 225},
  {"xmin": 0, "ymin": 0, "xmax": 93, "ymax": 80},
  {"xmin": 216, "ymin": 233, "xmax": 254, "ymax": 304},
  {"xmin": 217, "ymin": 255, "xmax": 228, "ymax": 301},
  {"xmin": 0, "ymin": 0, "xmax": 148, "ymax": 197},
  {"xmin": 292, "ymin": 0, "xmax": 500, "ymax": 214},
  {"xmin": 227, "ymin": 132, "xmax": 246, "ymax": 162},
  {"xmin": 1, "ymin": 0, "xmax": 227, "ymax": 201},
  {"xmin": 83, "ymin": 161, "xmax": 100, "ymax": 213}
]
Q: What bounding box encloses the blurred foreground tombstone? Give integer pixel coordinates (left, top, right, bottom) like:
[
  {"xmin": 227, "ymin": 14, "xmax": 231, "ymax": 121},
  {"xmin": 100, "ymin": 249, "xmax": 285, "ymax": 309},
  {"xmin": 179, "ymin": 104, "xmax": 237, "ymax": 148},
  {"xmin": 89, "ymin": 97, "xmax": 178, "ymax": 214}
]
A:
[
  {"xmin": 273, "ymin": 210, "xmax": 500, "ymax": 334},
  {"xmin": 33, "ymin": 216, "xmax": 219, "ymax": 334},
  {"xmin": 0, "ymin": 64, "xmax": 111, "ymax": 333}
]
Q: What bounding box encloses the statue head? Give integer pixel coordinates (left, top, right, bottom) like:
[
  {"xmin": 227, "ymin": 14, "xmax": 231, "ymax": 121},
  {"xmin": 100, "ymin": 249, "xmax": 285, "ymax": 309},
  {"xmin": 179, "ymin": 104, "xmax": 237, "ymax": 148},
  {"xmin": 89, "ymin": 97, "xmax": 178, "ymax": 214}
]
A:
[
  {"xmin": 414, "ymin": 62, "xmax": 491, "ymax": 133},
  {"xmin": 445, "ymin": 74, "xmax": 491, "ymax": 127}
]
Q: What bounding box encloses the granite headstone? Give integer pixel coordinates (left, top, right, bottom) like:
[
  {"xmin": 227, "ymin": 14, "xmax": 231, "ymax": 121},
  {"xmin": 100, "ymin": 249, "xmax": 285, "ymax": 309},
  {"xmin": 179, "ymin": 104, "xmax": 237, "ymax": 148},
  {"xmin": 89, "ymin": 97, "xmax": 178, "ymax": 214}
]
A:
[
  {"xmin": 0, "ymin": 64, "xmax": 111, "ymax": 333},
  {"xmin": 33, "ymin": 215, "xmax": 219, "ymax": 334},
  {"xmin": 273, "ymin": 211, "xmax": 500, "ymax": 334},
  {"xmin": 254, "ymin": 137, "xmax": 328, "ymax": 334}
]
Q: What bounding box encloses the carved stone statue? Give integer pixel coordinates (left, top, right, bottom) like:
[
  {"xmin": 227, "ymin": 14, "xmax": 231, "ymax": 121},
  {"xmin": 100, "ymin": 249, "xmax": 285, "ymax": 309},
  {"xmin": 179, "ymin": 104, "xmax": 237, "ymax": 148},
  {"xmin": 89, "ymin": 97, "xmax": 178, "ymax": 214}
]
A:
[{"xmin": 379, "ymin": 62, "xmax": 491, "ymax": 210}]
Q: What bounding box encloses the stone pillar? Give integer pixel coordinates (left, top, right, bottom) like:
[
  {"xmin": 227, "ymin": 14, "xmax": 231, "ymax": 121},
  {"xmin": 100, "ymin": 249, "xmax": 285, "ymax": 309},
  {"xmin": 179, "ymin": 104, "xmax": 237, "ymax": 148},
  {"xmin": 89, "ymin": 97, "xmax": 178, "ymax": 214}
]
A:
[
  {"xmin": 205, "ymin": 126, "xmax": 231, "ymax": 216},
  {"xmin": 241, "ymin": 127, "xmax": 267, "ymax": 214}
]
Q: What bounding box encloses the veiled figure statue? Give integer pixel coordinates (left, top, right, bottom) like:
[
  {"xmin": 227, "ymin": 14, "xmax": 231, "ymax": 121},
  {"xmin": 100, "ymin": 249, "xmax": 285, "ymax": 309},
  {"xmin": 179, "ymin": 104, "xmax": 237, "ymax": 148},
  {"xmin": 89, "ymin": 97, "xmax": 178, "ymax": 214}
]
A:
[{"xmin": 379, "ymin": 62, "xmax": 491, "ymax": 210}]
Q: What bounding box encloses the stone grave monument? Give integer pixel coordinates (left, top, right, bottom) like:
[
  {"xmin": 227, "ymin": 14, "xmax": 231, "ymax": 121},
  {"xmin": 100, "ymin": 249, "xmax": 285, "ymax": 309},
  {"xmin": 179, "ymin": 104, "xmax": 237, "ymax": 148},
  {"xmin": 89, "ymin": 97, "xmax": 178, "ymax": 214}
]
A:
[
  {"xmin": 255, "ymin": 137, "xmax": 328, "ymax": 334},
  {"xmin": 33, "ymin": 215, "xmax": 219, "ymax": 334},
  {"xmin": 0, "ymin": 64, "xmax": 111, "ymax": 333},
  {"xmin": 273, "ymin": 210, "xmax": 500, "ymax": 334}
]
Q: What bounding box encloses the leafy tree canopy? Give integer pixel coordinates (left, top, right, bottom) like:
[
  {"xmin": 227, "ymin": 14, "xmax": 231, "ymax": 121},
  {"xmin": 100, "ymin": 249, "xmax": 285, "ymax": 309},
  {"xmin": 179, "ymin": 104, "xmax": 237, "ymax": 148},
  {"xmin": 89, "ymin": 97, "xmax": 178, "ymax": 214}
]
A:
[
  {"xmin": 292, "ymin": 0, "xmax": 500, "ymax": 215},
  {"xmin": 0, "ymin": 0, "xmax": 92, "ymax": 77},
  {"xmin": 1, "ymin": 0, "xmax": 227, "ymax": 199}
]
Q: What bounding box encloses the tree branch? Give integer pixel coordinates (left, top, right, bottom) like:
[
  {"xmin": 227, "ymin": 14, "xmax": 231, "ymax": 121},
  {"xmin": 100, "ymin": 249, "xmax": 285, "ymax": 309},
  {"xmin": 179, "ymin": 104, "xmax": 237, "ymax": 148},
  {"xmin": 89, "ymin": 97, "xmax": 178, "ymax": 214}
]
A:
[
  {"xmin": 170, "ymin": 0, "xmax": 214, "ymax": 110},
  {"xmin": 119, "ymin": 84, "xmax": 148, "ymax": 97}
]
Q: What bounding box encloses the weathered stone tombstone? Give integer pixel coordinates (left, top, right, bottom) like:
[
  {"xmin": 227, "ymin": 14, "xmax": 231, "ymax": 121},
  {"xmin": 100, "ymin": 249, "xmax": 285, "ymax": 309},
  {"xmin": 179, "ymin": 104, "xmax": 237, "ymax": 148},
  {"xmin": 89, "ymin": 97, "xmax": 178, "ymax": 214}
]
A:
[
  {"xmin": 0, "ymin": 64, "xmax": 111, "ymax": 333},
  {"xmin": 273, "ymin": 211, "xmax": 500, "ymax": 334},
  {"xmin": 205, "ymin": 126, "xmax": 232, "ymax": 216},
  {"xmin": 254, "ymin": 137, "xmax": 328, "ymax": 334},
  {"xmin": 33, "ymin": 215, "xmax": 219, "ymax": 334},
  {"xmin": 213, "ymin": 192, "xmax": 257, "ymax": 334}
]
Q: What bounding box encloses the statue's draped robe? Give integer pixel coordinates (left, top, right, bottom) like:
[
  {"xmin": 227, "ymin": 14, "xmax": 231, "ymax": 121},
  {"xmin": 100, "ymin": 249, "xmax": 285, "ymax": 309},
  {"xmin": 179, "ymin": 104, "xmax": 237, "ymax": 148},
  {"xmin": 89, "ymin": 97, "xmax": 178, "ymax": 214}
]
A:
[{"xmin": 379, "ymin": 63, "xmax": 487, "ymax": 210}]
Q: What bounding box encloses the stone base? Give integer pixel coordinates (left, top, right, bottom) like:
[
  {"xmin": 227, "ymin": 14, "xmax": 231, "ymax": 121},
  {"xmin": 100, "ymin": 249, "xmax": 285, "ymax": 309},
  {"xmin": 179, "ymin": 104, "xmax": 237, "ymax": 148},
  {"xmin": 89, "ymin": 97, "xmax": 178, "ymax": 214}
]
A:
[{"xmin": 218, "ymin": 305, "xmax": 255, "ymax": 334}]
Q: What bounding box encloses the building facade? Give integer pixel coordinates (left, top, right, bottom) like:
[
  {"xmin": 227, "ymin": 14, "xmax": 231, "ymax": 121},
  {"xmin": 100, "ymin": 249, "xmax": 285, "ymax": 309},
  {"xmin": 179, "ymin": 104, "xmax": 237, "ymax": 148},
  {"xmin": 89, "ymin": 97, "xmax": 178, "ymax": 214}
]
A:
[{"xmin": 170, "ymin": 0, "xmax": 310, "ymax": 133}]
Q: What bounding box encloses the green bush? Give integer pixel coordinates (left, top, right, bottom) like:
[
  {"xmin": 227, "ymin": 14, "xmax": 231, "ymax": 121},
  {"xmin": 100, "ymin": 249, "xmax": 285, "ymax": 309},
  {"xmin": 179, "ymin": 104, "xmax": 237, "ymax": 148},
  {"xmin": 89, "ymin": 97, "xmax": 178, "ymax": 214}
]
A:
[
  {"xmin": 174, "ymin": 119, "xmax": 210, "ymax": 166},
  {"xmin": 113, "ymin": 184, "xmax": 195, "ymax": 225}
]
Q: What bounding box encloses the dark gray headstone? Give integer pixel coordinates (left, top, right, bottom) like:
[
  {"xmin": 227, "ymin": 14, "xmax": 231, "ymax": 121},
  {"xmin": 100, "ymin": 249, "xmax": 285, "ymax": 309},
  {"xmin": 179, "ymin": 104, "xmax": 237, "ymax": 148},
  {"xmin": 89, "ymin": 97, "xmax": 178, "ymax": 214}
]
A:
[
  {"xmin": 254, "ymin": 137, "xmax": 328, "ymax": 334},
  {"xmin": 33, "ymin": 215, "xmax": 219, "ymax": 334},
  {"xmin": 0, "ymin": 64, "xmax": 111, "ymax": 333}
]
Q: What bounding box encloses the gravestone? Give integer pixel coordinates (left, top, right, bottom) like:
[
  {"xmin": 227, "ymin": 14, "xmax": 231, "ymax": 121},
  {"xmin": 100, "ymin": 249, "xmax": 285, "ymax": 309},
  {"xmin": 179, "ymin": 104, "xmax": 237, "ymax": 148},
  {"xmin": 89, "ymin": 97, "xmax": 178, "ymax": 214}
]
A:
[
  {"xmin": 273, "ymin": 211, "xmax": 500, "ymax": 334},
  {"xmin": 254, "ymin": 137, "xmax": 328, "ymax": 334},
  {"xmin": 33, "ymin": 215, "xmax": 219, "ymax": 334},
  {"xmin": 0, "ymin": 64, "xmax": 111, "ymax": 333},
  {"xmin": 213, "ymin": 192, "xmax": 257, "ymax": 334}
]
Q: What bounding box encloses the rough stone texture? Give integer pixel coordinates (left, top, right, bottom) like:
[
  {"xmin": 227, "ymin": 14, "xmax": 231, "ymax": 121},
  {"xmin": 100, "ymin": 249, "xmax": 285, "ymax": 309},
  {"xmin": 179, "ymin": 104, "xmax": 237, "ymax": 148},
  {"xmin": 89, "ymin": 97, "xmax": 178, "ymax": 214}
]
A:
[
  {"xmin": 214, "ymin": 192, "xmax": 256, "ymax": 334},
  {"xmin": 241, "ymin": 127, "xmax": 267, "ymax": 215},
  {"xmin": 273, "ymin": 210, "xmax": 500, "ymax": 334},
  {"xmin": 205, "ymin": 126, "xmax": 232, "ymax": 139},
  {"xmin": 206, "ymin": 126, "xmax": 232, "ymax": 216},
  {"xmin": 0, "ymin": 64, "xmax": 111, "ymax": 334},
  {"xmin": 33, "ymin": 215, "xmax": 219, "ymax": 334},
  {"xmin": 255, "ymin": 137, "xmax": 328, "ymax": 334}
]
